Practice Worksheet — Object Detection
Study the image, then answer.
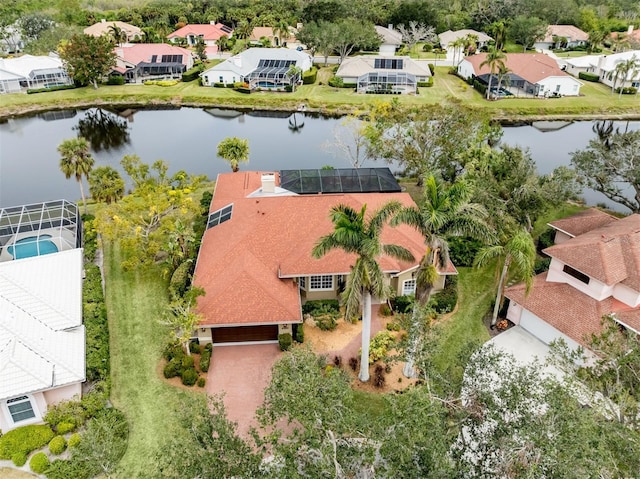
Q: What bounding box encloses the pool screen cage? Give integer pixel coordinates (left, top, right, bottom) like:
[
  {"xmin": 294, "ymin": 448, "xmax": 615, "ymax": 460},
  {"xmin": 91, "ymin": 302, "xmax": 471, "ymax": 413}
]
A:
[
  {"xmin": 357, "ymin": 72, "xmax": 417, "ymax": 94},
  {"xmin": 0, "ymin": 200, "xmax": 81, "ymax": 261},
  {"xmin": 246, "ymin": 59, "xmax": 300, "ymax": 89}
]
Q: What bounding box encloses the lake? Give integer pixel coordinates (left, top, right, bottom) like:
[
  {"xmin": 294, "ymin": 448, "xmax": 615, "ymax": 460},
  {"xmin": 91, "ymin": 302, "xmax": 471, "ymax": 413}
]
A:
[{"xmin": 0, "ymin": 107, "xmax": 638, "ymax": 211}]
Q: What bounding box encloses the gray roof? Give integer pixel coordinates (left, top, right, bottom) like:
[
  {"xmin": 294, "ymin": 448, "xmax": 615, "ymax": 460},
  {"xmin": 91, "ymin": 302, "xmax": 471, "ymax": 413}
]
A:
[
  {"xmin": 375, "ymin": 26, "xmax": 403, "ymax": 46},
  {"xmin": 336, "ymin": 56, "xmax": 432, "ymax": 78}
]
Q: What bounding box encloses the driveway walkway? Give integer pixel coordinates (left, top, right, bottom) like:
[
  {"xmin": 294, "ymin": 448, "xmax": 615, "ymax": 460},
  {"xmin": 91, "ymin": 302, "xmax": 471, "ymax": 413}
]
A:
[{"xmin": 206, "ymin": 343, "xmax": 281, "ymax": 438}]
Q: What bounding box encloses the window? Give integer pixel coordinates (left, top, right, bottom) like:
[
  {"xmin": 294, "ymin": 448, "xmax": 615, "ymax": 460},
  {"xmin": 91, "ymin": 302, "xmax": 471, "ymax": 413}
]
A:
[
  {"xmin": 402, "ymin": 279, "xmax": 416, "ymax": 295},
  {"xmin": 299, "ymin": 276, "xmax": 306, "ymax": 289},
  {"xmin": 563, "ymin": 264, "xmax": 590, "ymax": 284},
  {"xmin": 7, "ymin": 396, "xmax": 36, "ymax": 423},
  {"xmin": 309, "ymin": 275, "xmax": 333, "ymax": 290}
]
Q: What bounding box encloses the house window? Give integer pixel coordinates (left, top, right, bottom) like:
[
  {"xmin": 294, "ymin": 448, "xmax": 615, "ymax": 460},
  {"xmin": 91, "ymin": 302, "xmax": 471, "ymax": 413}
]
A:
[
  {"xmin": 219, "ymin": 76, "xmax": 223, "ymax": 83},
  {"xmin": 562, "ymin": 264, "xmax": 590, "ymax": 284},
  {"xmin": 309, "ymin": 275, "xmax": 333, "ymax": 291},
  {"xmin": 299, "ymin": 276, "xmax": 306, "ymax": 289},
  {"xmin": 402, "ymin": 279, "xmax": 416, "ymax": 295},
  {"xmin": 6, "ymin": 396, "xmax": 36, "ymax": 423}
]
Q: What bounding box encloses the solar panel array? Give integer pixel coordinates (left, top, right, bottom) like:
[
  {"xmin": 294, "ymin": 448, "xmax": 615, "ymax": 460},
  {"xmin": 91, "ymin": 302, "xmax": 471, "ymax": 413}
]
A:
[
  {"xmin": 279, "ymin": 168, "xmax": 402, "ymax": 195},
  {"xmin": 257, "ymin": 59, "xmax": 296, "ymax": 68},
  {"xmin": 220, "ymin": 25, "xmax": 233, "ymax": 34},
  {"xmin": 374, "ymin": 58, "xmax": 404, "ymax": 70},
  {"xmin": 207, "ymin": 204, "xmax": 233, "ymax": 229},
  {"xmin": 161, "ymin": 54, "xmax": 183, "ymax": 63}
]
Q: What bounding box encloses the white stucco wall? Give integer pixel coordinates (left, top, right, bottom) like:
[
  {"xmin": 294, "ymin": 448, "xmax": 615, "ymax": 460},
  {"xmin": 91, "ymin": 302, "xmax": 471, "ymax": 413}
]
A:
[
  {"xmin": 457, "ymin": 59, "xmax": 475, "ymax": 80},
  {"xmin": 612, "ymin": 283, "xmax": 640, "ymax": 308},
  {"xmin": 379, "ymin": 44, "xmax": 397, "ymax": 56},
  {"xmin": 537, "ymin": 76, "xmax": 582, "ymax": 96},
  {"xmin": 202, "ymin": 69, "xmax": 241, "ymax": 86},
  {"xmin": 546, "ymin": 258, "xmax": 611, "ymax": 300}
]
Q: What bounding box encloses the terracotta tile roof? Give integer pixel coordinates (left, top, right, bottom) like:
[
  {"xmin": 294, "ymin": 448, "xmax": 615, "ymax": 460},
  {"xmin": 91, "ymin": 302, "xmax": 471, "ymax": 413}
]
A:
[
  {"xmin": 544, "ymin": 214, "xmax": 640, "ymax": 289},
  {"xmin": 542, "ymin": 25, "xmax": 588, "ymax": 43},
  {"xmin": 505, "ymin": 273, "xmax": 638, "ymax": 347},
  {"xmin": 465, "ymin": 53, "xmax": 569, "ymax": 83},
  {"xmin": 193, "ymin": 171, "xmax": 455, "ymax": 326},
  {"xmin": 548, "ymin": 208, "xmax": 618, "ymax": 238},
  {"xmin": 168, "ymin": 23, "xmax": 232, "ymax": 41}
]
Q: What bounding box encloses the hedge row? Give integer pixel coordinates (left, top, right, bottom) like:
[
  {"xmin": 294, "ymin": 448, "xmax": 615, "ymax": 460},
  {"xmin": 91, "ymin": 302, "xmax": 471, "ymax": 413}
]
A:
[
  {"xmin": 0, "ymin": 425, "xmax": 55, "ymax": 460},
  {"xmin": 302, "ymin": 67, "xmax": 318, "ymax": 84},
  {"xmin": 84, "ymin": 264, "xmax": 110, "ymax": 382},
  {"xmin": 182, "ymin": 66, "xmax": 201, "ymax": 82},
  {"xmin": 615, "ymin": 86, "xmax": 638, "ymax": 95},
  {"xmin": 107, "ymin": 76, "xmax": 125, "ymax": 85},
  {"xmin": 27, "ymin": 83, "xmax": 76, "ymax": 94},
  {"xmin": 578, "ymin": 71, "xmax": 599, "ymax": 82}
]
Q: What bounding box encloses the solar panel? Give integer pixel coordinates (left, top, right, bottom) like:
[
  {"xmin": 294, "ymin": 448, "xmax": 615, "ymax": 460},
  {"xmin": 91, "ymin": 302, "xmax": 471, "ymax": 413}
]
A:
[
  {"xmin": 220, "ymin": 25, "xmax": 232, "ymax": 33},
  {"xmin": 374, "ymin": 58, "xmax": 404, "ymax": 70},
  {"xmin": 207, "ymin": 204, "xmax": 233, "ymax": 229},
  {"xmin": 279, "ymin": 168, "xmax": 401, "ymax": 194}
]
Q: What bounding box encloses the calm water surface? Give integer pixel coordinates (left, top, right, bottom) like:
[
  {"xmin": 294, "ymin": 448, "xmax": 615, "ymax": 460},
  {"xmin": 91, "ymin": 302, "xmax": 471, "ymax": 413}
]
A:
[{"xmin": 0, "ymin": 107, "xmax": 638, "ymax": 211}]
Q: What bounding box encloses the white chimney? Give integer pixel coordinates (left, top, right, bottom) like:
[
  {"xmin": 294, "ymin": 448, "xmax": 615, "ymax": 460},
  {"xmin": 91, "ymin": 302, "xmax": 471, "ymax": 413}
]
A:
[
  {"xmin": 210, "ymin": 20, "xmax": 216, "ymax": 25},
  {"xmin": 261, "ymin": 174, "xmax": 275, "ymax": 193}
]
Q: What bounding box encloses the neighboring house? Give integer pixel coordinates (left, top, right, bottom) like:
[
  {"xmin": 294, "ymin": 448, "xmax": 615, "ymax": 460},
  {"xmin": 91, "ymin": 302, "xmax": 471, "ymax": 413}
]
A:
[
  {"xmin": 201, "ymin": 47, "xmax": 312, "ymax": 89},
  {"xmin": 167, "ymin": 22, "xmax": 232, "ymax": 47},
  {"xmin": 458, "ymin": 52, "xmax": 583, "ymax": 97},
  {"xmin": 438, "ymin": 29, "xmax": 493, "ymax": 54},
  {"xmin": 505, "ymin": 209, "xmax": 640, "ymax": 351},
  {"xmin": 534, "ymin": 25, "xmax": 589, "ymax": 51},
  {"xmin": 0, "ymin": 200, "xmax": 85, "ymax": 432},
  {"xmin": 375, "ymin": 25, "xmax": 403, "ymax": 56},
  {"xmin": 336, "ymin": 56, "xmax": 431, "ymax": 94},
  {"xmin": 610, "ymin": 26, "xmax": 640, "ymax": 50},
  {"xmin": 0, "ymin": 54, "xmax": 73, "ymax": 94},
  {"xmin": 84, "ymin": 19, "xmax": 144, "ymax": 42},
  {"xmin": 111, "ymin": 43, "xmax": 193, "ymax": 83},
  {"xmin": 192, "ymin": 169, "xmax": 457, "ymax": 345},
  {"xmin": 249, "ymin": 25, "xmax": 304, "ymax": 49},
  {"xmin": 561, "ymin": 50, "xmax": 640, "ymax": 89}
]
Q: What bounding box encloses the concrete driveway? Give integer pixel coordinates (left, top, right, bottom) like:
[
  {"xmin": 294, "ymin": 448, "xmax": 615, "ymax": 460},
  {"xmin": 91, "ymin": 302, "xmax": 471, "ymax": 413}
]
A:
[{"xmin": 206, "ymin": 343, "xmax": 281, "ymax": 438}]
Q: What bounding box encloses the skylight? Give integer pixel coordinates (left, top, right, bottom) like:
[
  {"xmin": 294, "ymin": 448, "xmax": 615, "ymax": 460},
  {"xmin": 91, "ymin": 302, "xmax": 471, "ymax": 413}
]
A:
[{"xmin": 206, "ymin": 204, "xmax": 233, "ymax": 229}]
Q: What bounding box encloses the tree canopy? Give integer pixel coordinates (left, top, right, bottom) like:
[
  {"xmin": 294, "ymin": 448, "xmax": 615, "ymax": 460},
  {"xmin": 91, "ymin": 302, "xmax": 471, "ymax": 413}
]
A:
[{"xmin": 58, "ymin": 33, "xmax": 116, "ymax": 89}]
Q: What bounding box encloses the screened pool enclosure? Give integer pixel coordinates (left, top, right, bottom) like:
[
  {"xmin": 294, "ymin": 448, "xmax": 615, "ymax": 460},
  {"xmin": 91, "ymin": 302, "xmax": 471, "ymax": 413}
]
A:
[{"xmin": 246, "ymin": 59, "xmax": 301, "ymax": 89}]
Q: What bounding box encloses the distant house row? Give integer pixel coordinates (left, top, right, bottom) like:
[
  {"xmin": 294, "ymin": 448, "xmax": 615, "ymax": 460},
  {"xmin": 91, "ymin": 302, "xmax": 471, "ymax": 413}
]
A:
[{"xmin": 0, "ymin": 54, "xmax": 72, "ymax": 94}]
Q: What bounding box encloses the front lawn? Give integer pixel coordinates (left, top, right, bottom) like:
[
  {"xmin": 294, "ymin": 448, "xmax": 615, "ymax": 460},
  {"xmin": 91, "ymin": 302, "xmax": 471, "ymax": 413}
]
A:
[{"xmin": 103, "ymin": 241, "xmax": 205, "ymax": 478}]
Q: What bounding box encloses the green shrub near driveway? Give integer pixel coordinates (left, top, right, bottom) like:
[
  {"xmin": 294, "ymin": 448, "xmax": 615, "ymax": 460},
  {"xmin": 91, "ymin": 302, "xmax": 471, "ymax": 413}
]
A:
[
  {"xmin": 199, "ymin": 345, "xmax": 212, "ymax": 372},
  {"xmin": 181, "ymin": 367, "xmax": 199, "ymax": 386},
  {"xmin": 30, "ymin": 452, "xmax": 50, "ymax": 474},
  {"xmin": 0, "ymin": 424, "xmax": 55, "ymax": 459},
  {"xmin": 197, "ymin": 377, "xmax": 206, "ymax": 387},
  {"xmin": 578, "ymin": 71, "xmax": 599, "ymax": 82},
  {"xmin": 278, "ymin": 333, "xmax": 293, "ymax": 351},
  {"xmin": 49, "ymin": 435, "xmax": 67, "ymax": 455}
]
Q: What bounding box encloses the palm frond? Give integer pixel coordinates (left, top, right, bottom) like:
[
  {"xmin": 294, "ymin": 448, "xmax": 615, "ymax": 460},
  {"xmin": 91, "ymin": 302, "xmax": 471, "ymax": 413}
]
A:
[{"xmin": 382, "ymin": 244, "xmax": 415, "ymax": 263}]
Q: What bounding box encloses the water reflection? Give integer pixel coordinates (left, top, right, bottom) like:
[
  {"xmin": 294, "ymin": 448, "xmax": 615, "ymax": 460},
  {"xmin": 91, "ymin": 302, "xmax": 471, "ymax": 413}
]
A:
[{"xmin": 74, "ymin": 109, "xmax": 130, "ymax": 152}]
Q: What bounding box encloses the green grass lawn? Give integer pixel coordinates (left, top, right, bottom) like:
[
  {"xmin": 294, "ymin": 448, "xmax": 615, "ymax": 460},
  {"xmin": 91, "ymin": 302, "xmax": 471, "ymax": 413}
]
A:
[
  {"xmin": 2, "ymin": 63, "xmax": 638, "ymax": 119},
  {"xmin": 103, "ymin": 241, "xmax": 205, "ymax": 478}
]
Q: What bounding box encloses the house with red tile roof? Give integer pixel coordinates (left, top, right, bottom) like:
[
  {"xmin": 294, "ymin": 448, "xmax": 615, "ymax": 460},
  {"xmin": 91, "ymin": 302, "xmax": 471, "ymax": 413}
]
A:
[
  {"xmin": 534, "ymin": 25, "xmax": 589, "ymax": 51},
  {"xmin": 505, "ymin": 209, "xmax": 640, "ymax": 350},
  {"xmin": 192, "ymin": 169, "xmax": 456, "ymax": 344},
  {"xmin": 458, "ymin": 52, "xmax": 583, "ymax": 97},
  {"xmin": 168, "ymin": 22, "xmax": 233, "ymax": 47},
  {"xmin": 111, "ymin": 43, "xmax": 193, "ymax": 83}
]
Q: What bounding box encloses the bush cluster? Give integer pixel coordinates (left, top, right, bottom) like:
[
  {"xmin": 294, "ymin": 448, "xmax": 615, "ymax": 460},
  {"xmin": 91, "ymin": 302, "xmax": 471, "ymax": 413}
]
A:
[
  {"xmin": 391, "ymin": 295, "xmax": 413, "ymax": 314},
  {"xmin": 68, "ymin": 433, "xmax": 81, "ymax": 448},
  {"xmin": 11, "ymin": 452, "xmax": 27, "ymax": 467},
  {"xmin": 430, "ymin": 276, "xmax": 458, "ymax": 314},
  {"xmin": 81, "ymin": 214, "xmax": 97, "ymax": 262},
  {"xmin": 162, "ymin": 342, "xmax": 202, "ymax": 386},
  {"xmin": 106, "ymin": 76, "xmax": 125, "ymax": 85},
  {"xmin": 448, "ymin": 236, "xmax": 483, "ymax": 267},
  {"xmin": 278, "ymin": 332, "xmax": 293, "ymax": 351},
  {"xmin": 302, "ymin": 67, "xmax": 318, "ymax": 84},
  {"xmin": 27, "ymin": 83, "xmax": 76, "ymax": 94},
  {"xmin": 30, "ymin": 451, "xmax": 50, "ymax": 474},
  {"xmin": 56, "ymin": 421, "xmax": 75, "ymax": 434},
  {"xmin": 144, "ymin": 79, "xmax": 179, "ymax": 86},
  {"xmin": 83, "ymin": 263, "xmax": 110, "ymax": 382},
  {"xmin": 199, "ymin": 343, "xmax": 213, "ymax": 372},
  {"xmin": 181, "ymin": 367, "xmax": 199, "ymax": 386},
  {"xmin": 368, "ymin": 331, "xmax": 396, "ymax": 364},
  {"xmin": 294, "ymin": 322, "xmax": 304, "ymax": 343},
  {"xmin": 181, "ymin": 66, "xmax": 201, "ymax": 82},
  {"xmin": 189, "ymin": 340, "xmax": 201, "ymax": 354},
  {"xmin": 49, "ymin": 435, "xmax": 67, "ymax": 455},
  {"xmin": 0, "ymin": 425, "xmax": 55, "ymax": 460},
  {"xmin": 168, "ymin": 260, "xmax": 192, "ymax": 300},
  {"xmin": 44, "ymin": 383, "xmax": 109, "ymax": 432},
  {"xmin": 197, "ymin": 377, "xmax": 206, "ymax": 387},
  {"xmin": 615, "ymin": 86, "xmax": 637, "ymax": 95},
  {"xmin": 578, "ymin": 71, "xmax": 599, "ymax": 82},
  {"xmin": 328, "ymin": 76, "xmax": 343, "ymax": 87}
]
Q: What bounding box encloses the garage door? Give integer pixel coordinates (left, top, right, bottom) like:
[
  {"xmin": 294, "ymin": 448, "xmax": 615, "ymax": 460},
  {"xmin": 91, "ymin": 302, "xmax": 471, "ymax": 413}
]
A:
[{"xmin": 211, "ymin": 325, "xmax": 278, "ymax": 343}]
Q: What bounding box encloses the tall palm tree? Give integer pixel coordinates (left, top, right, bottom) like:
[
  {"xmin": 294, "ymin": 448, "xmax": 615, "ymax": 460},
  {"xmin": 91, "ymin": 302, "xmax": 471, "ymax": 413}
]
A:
[
  {"xmin": 58, "ymin": 137, "xmax": 95, "ymax": 214},
  {"xmin": 474, "ymin": 228, "xmax": 536, "ymax": 327},
  {"xmin": 274, "ymin": 20, "xmax": 291, "ymax": 47},
  {"xmin": 611, "ymin": 55, "xmax": 640, "ymax": 98},
  {"xmin": 480, "ymin": 47, "xmax": 507, "ymax": 100},
  {"xmin": 108, "ymin": 25, "xmax": 127, "ymax": 46},
  {"xmin": 312, "ymin": 201, "xmax": 414, "ymax": 382},
  {"xmin": 393, "ymin": 175, "xmax": 494, "ymax": 377},
  {"xmin": 495, "ymin": 63, "xmax": 511, "ymax": 97},
  {"xmin": 217, "ymin": 137, "xmax": 249, "ymax": 172},
  {"xmin": 451, "ymin": 37, "xmax": 465, "ymax": 66}
]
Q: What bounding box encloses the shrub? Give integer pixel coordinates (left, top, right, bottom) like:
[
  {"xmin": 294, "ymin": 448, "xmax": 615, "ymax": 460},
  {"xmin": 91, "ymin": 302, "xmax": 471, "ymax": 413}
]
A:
[
  {"xmin": 213, "ymin": 82, "xmax": 225, "ymax": 87},
  {"xmin": 578, "ymin": 71, "xmax": 599, "ymax": 82},
  {"xmin": 278, "ymin": 333, "xmax": 293, "ymax": 351},
  {"xmin": 163, "ymin": 358, "xmax": 182, "ymax": 378},
  {"xmin": 368, "ymin": 331, "xmax": 396, "ymax": 363},
  {"xmin": 163, "ymin": 342, "xmax": 185, "ymax": 362},
  {"xmin": 615, "ymin": 86, "xmax": 637, "ymax": 95},
  {"xmin": 373, "ymin": 364, "xmax": 386, "ymax": 388},
  {"xmin": 199, "ymin": 347, "xmax": 212, "ymax": 372},
  {"xmin": 182, "ymin": 66, "xmax": 201, "ymax": 82},
  {"xmin": 379, "ymin": 303, "xmax": 392, "ymax": 316},
  {"xmin": 56, "ymin": 421, "xmax": 75, "ymax": 434},
  {"xmin": 197, "ymin": 377, "xmax": 206, "ymax": 387},
  {"xmin": 30, "ymin": 452, "xmax": 50, "ymax": 474},
  {"xmin": 45, "ymin": 400, "xmax": 84, "ymax": 431},
  {"xmin": 284, "ymin": 84, "xmax": 293, "ymax": 92},
  {"xmin": 302, "ymin": 67, "xmax": 317, "ymax": 84},
  {"xmin": 534, "ymin": 256, "xmax": 551, "ymax": 274},
  {"xmin": 169, "ymin": 260, "xmax": 192, "ymax": 300},
  {"xmin": 430, "ymin": 276, "xmax": 458, "ymax": 314},
  {"xmin": 537, "ymin": 228, "xmax": 555, "ymax": 251},
  {"xmin": 385, "ymin": 320, "xmax": 401, "ymax": 332},
  {"xmin": 391, "ymin": 295, "xmax": 413, "ymax": 314},
  {"xmin": 294, "ymin": 322, "xmax": 304, "ymax": 343},
  {"xmin": 189, "ymin": 341, "xmax": 201, "ymax": 354},
  {"xmin": 27, "ymin": 83, "xmax": 76, "ymax": 94},
  {"xmin": 12, "ymin": 451, "xmax": 27, "ymax": 466},
  {"xmin": 427, "ymin": 63, "xmax": 435, "ymax": 75},
  {"xmin": 448, "ymin": 237, "xmax": 483, "ymax": 267},
  {"xmin": 181, "ymin": 367, "xmax": 199, "ymax": 386},
  {"xmin": 0, "ymin": 425, "xmax": 55, "ymax": 459},
  {"xmin": 422, "ymin": 43, "xmax": 433, "ymax": 52},
  {"xmin": 235, "ymin": 86, "xmax": 251, "ymax": 94},
  {"xmin": 49, "ymin": 435, "xmax": 67, "ymax": 455},
  {"xmin": 68, "ymin": 433, "xmax": 81, "ymax": 448},
  {"xmin": 144, "ymin": 79, "xmax": 179, "ymax": 86},
  {"xmin": 302, "ymin": 300, "xmax": 339, "ymax": 315},
  {"xmin": 328, "ymin": 76, "xmax": 344, "ymax": 87},
  {"xmin": 181, "ymin": 355, "xmax": 195, "ymax": 369},
  {"xmin": 107, "ymin": 76, "xmax": 125, "ymax": 85},
  {"xmin": 83, "ymin": 263, "xmax": 109, "ymax": 382},
  {"xmin": 314, "ymin": 309, "xmax": 339, "ymax": 331},
  {"xmin": 348, "ymin": 357, "xmax": 359, "ymax": 371}
]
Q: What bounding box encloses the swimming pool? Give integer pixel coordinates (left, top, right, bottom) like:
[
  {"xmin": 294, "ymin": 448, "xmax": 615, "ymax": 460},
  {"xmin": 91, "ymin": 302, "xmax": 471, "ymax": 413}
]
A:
[{"xmin": 7, "ymin": 234, "xmax": 58, "ymax": 259}]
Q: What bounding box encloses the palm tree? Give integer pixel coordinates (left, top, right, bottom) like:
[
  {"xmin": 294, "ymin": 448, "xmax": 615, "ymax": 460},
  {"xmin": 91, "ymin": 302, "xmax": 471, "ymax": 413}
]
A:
[
  {"xmin": 58, "ymin": 137, "xmax": 95, "ymax": 214},
  {"xmin": 611, "ymin": 55, "xmax": 640, "ymax": 98},
  {"xmin": 312, "ymin": 201, "xmax": 414, "ymax": 382},
  {"xmin": 393, "ymin": 175, "xmax": 494, "ymax": 377},
  {"xmin": 587, "ymin": 29, "xmax": 605, "ymax": 54},
  {"xmin": 451, "ymin": 37, "xmax": 465, "ymax": 66},
  {"xmin": 495, "ymin": 64, "xmax": 511, "ymax": 98},
  {"xmin": 474, "ymin": 228, "xmax": 536, "ymax": 327},
  {"xmin": 108, "ymin": 25, "xmax": 127, "ymax": 46},
  {"xmin": 88, "ymin": 166, "xmax": 124, "ymax": 204},
  {"xmin": 274, "ymin": 20, "xmax": 291, "ymax": 47},
  {"xmin": 480, "ymin": 47, "xmax": 507, "ymax": 100},
  {"xmin": 217, "ymin": 137, "xmax": 249, "ymax": 172}
]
